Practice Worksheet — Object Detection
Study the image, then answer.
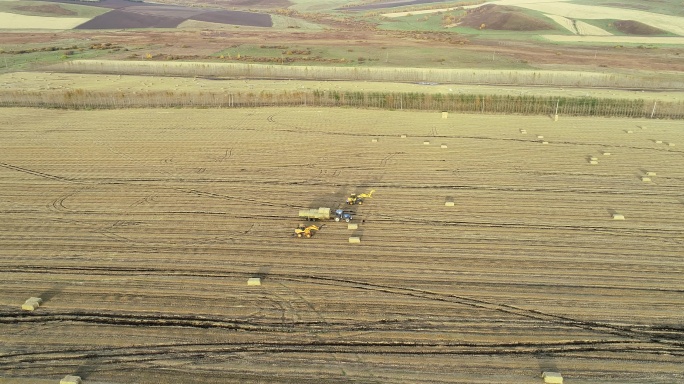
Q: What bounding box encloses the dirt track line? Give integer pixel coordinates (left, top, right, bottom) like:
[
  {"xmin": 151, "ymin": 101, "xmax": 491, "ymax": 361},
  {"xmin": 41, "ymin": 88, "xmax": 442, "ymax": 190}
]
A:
[
  {"xmin": 1, "ymin": 264, "xmax": 682, "ymax": 294},
  {"xmin": 282, "ymin": 276, "xmax": 684, "ymax": 347},
  {"xmin": 1, "ymin": 343, "xmax": 679, "ymax": 373},
  {"xmin": 0, "ymin": 162, "xmax": 78, "ymax": 184},
  {"xmin": 0, "ymin": 339, "xmax": 675, "ymax": 368}
]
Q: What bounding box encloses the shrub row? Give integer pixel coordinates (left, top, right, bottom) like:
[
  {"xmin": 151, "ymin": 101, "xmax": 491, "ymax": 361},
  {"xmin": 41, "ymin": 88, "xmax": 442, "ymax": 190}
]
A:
[{"xmin": 1, "ymin": 89, "xmax": 681, "ymax": 119}]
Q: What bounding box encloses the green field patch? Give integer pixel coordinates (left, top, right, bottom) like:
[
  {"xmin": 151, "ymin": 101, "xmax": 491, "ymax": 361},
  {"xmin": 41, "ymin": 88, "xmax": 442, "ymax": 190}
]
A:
[
  {"xmin": 571, "ymin": 0, "xmax": 684, "ymax": 17},
  {"xmin": 0, "ymin": 42, "xmax": 125, "ymax": 73},
  {"xmin": 289, "ymin": 0, "xmax": 349, "ymax": 12},
  {"xmin": 576, "ymin": 19, "xmax": 674, "ymax": 36}
]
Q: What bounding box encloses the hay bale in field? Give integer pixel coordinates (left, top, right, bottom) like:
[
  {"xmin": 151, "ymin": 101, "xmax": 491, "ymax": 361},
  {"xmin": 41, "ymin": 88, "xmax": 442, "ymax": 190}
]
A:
[
  {"xmin": 612, "ymin": 213, "xmax": 625, "ymax": 220},
  {"xmin": 372, "ymin": 138, "xmax": 378, "ymax": 143},
  {"xmin": 347, "ymin": 223, "xmax": 358, "ymax": 230},
  {"xmin": 626, "ymin": 130, "xmax": 633, "ymax": 133},
  {"xmin": 520, "ymin": 129, "xmax": 527, "ymax": 134},
  {"xmin": 542, "ymin": 371, "xmax": 563, "ymax": 384},
  {"xmin": 646, "ymin": 171, "xmax": 656, "ymax": 176},
  {"xmin": 603, "ymin": 152, "xmax": 611, "ymax": 156},
  {"xmin": 445, "ymin": 201, "xmax": 455, "ymax": 207},
  {"xmin": 441, "ymin": 111, "xmax": 448, "ymax": 119},
  {"xmin": 21, "ymin": 297, "xmax": 42, "ymax": 311},
  {"xmin": 590, "ymin": 157, "xmax": 598, "ymax": 161},
  {"xmin": 21, "ymin": 302, "xmax": 39, "ymax": 311},
  {"xmin": 247, "ymin": 278, "xmax": 261, "ymax": 286},
  {"xmin": 423, "ymin": 140, "xmax": 430, "ymax": 145},
  {"xmin": 655, "ymin": 140, "xmax": 663, "ymax": 144},
  {"xmin": 554, "ymin": 114, "xmax": 558, "ymax": 121},
  {"xmin": 641, "ymin": 176, "xmax": 651, "ymax": 182},
  {"xmin": 589, "ymin": 160, "xmax": 598, "ymax": 165},
  {"xmin": 401, "ymin": 134, "xmax": 407, "ymax": 138},
  {"xmin": 348, "ymin": 236, "xmax": 361, "ymax": 243},
  {"xmin": 541, "ymin": 141, "xmax": 549, "ymax": 145},
  {"xmin": 537, "ymin": 135, "xmax": 544, "ymax": 139},
  {"xmin": 668, "ymin": 142, "xmax": 676, "ymax": 146},
  {"xmin": 440, "ymin": 144, "xmax": 447, "ymax": 149},
  {"xmin": 60, "ymin": 375, "xmax": 81, "ymax": 384}
]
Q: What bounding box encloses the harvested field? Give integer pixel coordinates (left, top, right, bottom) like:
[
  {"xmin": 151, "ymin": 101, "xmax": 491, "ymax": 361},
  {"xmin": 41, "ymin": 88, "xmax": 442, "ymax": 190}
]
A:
[
  {"xmin": 575, "ymin": 20, "xmax": 612, "ymax": 36},
  {"xmin": 390, "ymin": 1, "xmax": 683, "ymax": 36},
  {"xmin": 37, "ymin": 0, "xmax": 274, "ymax": 29},
  {"xmin": 496, "ymin": 0, "xmax": 684, "ymax": 36},
  {"xmin": 191, "ymin": 10, "xmax": 273, "ymax": 27},
  {"xmin": 14, "ymin": 4, "xmax": 76, "ymax": 16},
  {"xmin": 0, "ymin": 12, "xmax": 89, "ymax": 29},
  {"xmin": 542, "ymin": 35, "xmax": 684, "ymax": 44},
  {"xmin": 75, "ymin": 9, "xmax": 185, "ymax": 29},
  {"xmin": 0, "ymin": 107, "xmax": 683, "ymax": 383},
  {"xmin": 44, "ymin": 0, "xmax": 137, "ymax": 10},
  {"xmin": 614, "ymin": 20, "xmax": 668, "ymax": 36},
  {"xmin": 459, "ymin": 4, "xmax": 557, "ymax": 31},
  {"xmin": 544, "ymin": 14, "xmax": 577, "ymax": 34},
  {"xmin": 343, "ymin": 0, "xmax": 448, "ymax": 12}
]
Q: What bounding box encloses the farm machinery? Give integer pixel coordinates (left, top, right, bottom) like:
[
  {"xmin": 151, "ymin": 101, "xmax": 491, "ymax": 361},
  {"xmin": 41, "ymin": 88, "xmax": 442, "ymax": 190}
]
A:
[
  {"xmin": 294, "ymin": 224, "xmax": 322, "ymax": 238},
  {"xmin": 346, "ymin": 189, "xmax": 375, "ymax": 205},
  {"xmin": 299, "ymin": 207, "xmax": 353, "ymax": 222}
]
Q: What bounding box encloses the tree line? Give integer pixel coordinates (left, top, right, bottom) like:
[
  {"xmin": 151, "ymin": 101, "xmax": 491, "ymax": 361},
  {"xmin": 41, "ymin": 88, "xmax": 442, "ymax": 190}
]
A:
[{"xmin": 1, "ymin": 89, "xmax": 682, "ymax": 119}]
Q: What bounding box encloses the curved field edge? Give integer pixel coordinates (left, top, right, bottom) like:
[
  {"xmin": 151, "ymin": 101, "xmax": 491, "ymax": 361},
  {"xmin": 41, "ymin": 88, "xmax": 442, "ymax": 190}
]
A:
[{"xmin": 46, "ymin": 60, "xmax": 684, "ymax": 90}]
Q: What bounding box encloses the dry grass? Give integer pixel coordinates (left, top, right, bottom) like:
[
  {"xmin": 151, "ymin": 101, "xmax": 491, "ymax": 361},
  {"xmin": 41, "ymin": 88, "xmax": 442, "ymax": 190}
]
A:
[
  {"xmin": 0, "ymin": 12, "xmax": 89, "ymax": 29},
  {"xmin": 4, "ymin": 72, "xmax": 684, "ymax": 102},
  {"xmin": 0, "ymin": 108, "xmax": 683, "ymax": 383}
]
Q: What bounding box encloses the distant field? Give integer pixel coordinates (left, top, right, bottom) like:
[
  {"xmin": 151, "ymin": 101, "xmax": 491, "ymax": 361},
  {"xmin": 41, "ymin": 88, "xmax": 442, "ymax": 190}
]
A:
[
  {"xmin": 380, "ymin": 0, "xmax": 684, "ymax": 38},
  {"xmin": 0, "ymin": 0, "xmax": 108, "ymax": 18},
  {"xmin": 543, "ymin": 35, "xmax": 684, "ymax": 44},
  {"xmin": 0, "ymin": 0, "xmax": 273, "ymax": 29},
  {"xmin": 496, "ymin": 0, "xmax": 684, "ymax": 36},
  {"xmin": 0, "ymin": 12, "xmax": 89, "ymax": 29},
  {"xmin": 3, "ymin": 72, "xmax": 683, "ymax": 102}
]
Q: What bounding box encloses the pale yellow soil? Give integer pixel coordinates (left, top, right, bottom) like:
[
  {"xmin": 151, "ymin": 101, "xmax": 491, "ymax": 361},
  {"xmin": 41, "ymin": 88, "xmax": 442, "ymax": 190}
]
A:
[
  {"xmin": 0, "ymin": 107, "xmax": 683, "ymax": 383},
  {"xmin": 0, "ymin": 12, "xmax": 89, "ymax": 29}
]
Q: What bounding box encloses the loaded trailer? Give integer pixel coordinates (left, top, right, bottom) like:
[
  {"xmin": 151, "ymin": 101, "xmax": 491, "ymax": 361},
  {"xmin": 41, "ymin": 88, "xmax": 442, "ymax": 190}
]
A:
[{"xmin": 299, "ymin": 207, "xmax": 353, "ymax": 222}]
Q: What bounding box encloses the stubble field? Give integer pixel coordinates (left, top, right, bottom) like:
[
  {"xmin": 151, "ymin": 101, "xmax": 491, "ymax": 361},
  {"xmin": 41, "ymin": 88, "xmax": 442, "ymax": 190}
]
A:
[{"xmin": 0, "ymin": 107, "xmax": 683, "ymax": 383}]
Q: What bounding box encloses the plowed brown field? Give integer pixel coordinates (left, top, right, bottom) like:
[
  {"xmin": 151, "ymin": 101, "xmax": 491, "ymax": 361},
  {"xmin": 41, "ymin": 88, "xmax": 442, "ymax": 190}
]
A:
[{"xmin": 1, "ymin": 108, "xmax": 683, "ymax": 383}]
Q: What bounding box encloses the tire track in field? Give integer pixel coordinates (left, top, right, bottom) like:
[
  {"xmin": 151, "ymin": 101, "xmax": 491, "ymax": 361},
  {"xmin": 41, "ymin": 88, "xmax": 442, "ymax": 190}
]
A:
[
  {"xmin": 280, "ymin": 275, "xmax": 684, "ymax": 347},
  {"xmin": 1, "ymin": 265, "xmax": 682, "ymax": 348},
  {"xmin": 0, "ymin": 162, "xmax": 79, "ymax": 184},
  {"xmin": 0, "ymin": 338, "xmax": 678, "ymax": 374}
]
